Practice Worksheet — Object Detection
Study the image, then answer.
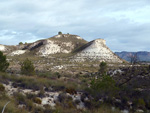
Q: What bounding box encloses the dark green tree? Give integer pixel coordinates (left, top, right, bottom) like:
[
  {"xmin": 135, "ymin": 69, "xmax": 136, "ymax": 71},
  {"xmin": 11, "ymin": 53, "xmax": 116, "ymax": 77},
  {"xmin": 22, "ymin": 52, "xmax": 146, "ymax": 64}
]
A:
[
  {"xmin": 58, "ymin": 31, "xmax": 62, "ymax": 35},
  {"xmin": 21, "ymin": 58, "xmax": 35, "ymax": 76},
  {"xmin": 98, "ymin": 61, "xmax": 107, "ymax": 76},
  {"xmin": 90, "ymin": 75, "xmax": 119, "ymax": 97},
  {"xmin": 0, "ymin": 51, "xmax": 9, "ymax": 72},
  {"xmin": 19, "ymin": 42, "xmax": 23, "ymax": 45}
]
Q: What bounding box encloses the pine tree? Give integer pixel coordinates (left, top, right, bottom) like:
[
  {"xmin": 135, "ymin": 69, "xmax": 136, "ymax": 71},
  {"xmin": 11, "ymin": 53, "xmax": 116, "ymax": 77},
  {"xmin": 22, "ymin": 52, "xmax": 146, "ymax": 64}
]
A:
[
  {"xmin": 0, "ymin": 51, "xmax": 9, "ymax": 72},
  {"xmin": 21, "ymin": 58, "xmax": 35, "ymax": 76},
  {"xmin": 99, "ymin": 61, "xmax": 107, "ymax": 76}
]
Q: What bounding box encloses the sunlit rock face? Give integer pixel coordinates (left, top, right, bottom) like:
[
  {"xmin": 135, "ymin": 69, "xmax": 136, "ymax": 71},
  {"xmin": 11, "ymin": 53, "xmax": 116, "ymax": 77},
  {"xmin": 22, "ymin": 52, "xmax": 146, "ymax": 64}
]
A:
[
  {"xmin": 38, "ymin": 40, "xmax": 73, "ymax": 56},
  {"xmin": 73, "ymin": 39, "xmax": 122, "ymax": 63},
  {"xmin": 0, "ymin": 45, "xmax": 6, "ymax": 51},
  {"xmin": 9, "ymin": 50, "xmax": 27, "ymax": 56}
]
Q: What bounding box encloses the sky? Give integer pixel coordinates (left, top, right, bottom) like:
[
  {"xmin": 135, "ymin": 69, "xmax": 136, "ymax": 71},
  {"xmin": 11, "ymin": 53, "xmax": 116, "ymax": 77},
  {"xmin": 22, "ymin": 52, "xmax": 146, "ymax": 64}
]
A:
[{"xmin": 0, "ymin": 0, "xmax": 150, "ymax": 52}]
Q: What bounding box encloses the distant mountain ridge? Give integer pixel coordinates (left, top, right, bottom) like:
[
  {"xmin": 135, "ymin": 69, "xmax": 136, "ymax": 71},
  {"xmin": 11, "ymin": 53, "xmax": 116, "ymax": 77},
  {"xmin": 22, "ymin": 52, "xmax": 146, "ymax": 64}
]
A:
[{"xmin": 115, "ymin": 51, "xmax": 150, "ymax": 62}]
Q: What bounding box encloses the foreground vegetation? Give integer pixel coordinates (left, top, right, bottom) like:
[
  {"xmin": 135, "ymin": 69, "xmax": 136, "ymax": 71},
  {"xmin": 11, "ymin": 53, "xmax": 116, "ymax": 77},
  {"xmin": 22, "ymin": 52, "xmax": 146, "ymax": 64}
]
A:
[
  {"xmin": 1, "ymin": 65, "xmax": 150, "ymax": 112},
  {"xmin": 1, "ymin": 51, "xmax": 150, "ymax": 113}
]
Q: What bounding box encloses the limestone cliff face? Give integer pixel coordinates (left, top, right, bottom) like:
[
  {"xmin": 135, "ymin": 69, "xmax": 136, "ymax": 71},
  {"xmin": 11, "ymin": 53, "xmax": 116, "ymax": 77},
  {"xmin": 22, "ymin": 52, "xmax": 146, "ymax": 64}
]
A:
[
  {"xmin": 73, "ymin": 39, "xmax": 122, "ymax": 63},
  {"xmin": 38, "ymin": 40, "xmax": 74, "ymax": 56}
]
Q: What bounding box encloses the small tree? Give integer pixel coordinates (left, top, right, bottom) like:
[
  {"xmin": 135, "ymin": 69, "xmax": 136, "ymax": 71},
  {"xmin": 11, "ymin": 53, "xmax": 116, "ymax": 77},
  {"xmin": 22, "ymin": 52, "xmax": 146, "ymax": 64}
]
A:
[
  {"xmin": 21, "ymin": 58, "xmax": 35, "ymax": 76},
  {"xmin": 58, "ymin": 31, "xmax": 62, "ymax": 35},
  {"xmin": 98, "ymin": 61, "xmax": 107, "ymax": 76},
  {"xmin": 128, "ymin": 53, "xmax": 139, "ymax": 65},
  {"xmin": 0, "ymin": 51, "xmax": 9, "ymax": 72},
  {"xmin": 19, "ymin": 42, "xmax": 23, "ymax": 45},
  {"xmin": 90, "ymin": 75, "xmax": 119, "ymax": 97}
]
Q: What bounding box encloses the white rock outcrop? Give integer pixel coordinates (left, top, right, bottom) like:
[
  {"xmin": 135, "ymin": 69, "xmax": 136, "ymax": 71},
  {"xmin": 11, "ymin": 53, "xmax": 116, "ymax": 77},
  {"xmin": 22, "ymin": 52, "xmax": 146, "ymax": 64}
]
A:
[
  {"xmin": 0, "ymin": 45, "xmax": 6, "ymax": 51},
  {"xmin": 9, "ymin": 50, "xmax": 26, "ymax": 56},
  {"xmin": 73, "ymin": 39, "xmax": 122, "ymax": 63},
  {"xmin": 39, "ymin": 40, "xmax": 73, "ymax": 56}
]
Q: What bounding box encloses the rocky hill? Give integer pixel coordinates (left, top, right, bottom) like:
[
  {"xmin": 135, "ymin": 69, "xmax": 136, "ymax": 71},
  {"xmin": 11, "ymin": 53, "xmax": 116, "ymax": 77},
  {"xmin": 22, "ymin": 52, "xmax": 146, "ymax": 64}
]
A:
[{"xmin": 1, "ymin": 33, "xmax": 124, "ymax": 65}]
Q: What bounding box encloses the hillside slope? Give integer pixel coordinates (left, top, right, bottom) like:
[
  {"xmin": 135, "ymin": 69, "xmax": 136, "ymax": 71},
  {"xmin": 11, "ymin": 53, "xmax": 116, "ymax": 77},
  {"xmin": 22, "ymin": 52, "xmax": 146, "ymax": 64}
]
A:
[{"xmin": 72, "ymin": 39, "xmax": 123, "ymax": 63}]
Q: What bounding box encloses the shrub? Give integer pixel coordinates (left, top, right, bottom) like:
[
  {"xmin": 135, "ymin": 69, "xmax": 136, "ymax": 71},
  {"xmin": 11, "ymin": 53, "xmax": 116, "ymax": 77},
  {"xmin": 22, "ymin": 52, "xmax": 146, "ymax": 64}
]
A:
[
  {"xmin": 37, "ymin": 89, "xmax": 45, "ymax": 98},
  {"xmin": 19, "ymin": 42, "xmax": 23, "ymax": 45},
  {"xmin": 66, "ymin": 88, "xmax": 77, "ymax": 95},
  {"xmin": 58, "ymin": 31, "xmax": 62, "ymax": 35},
  {"xmin": 0, "ymin": 51, "xmax": 9, "ymax": 72},
  {"xmin": 138, "ymin": 98, "xmax": 145, "ymax": 108},
  {"xmin": 54, "ymin": 72, "xmax": 61, "ymax": 78},
  {"xmin": 57, "ymin": 93, "xmax": 75, "ymax": 108},
  {"xmin": 33, "ymin": 97, "xmax": 42, "ymax": 104},
  {"xmin": 98, "ymin": 61, "xmax": 107, "ymax": 76},
  {"xmin": 90, "ymin": 75, "xmax": 119, "ymax": 98},
  {"xmin": 0, "ymin": 83, "xmax": 5, "ymax": 92},
  {"xmin": 14, "ymin": 92, "xmax": 26, "ymax": 105},
  {"xmin": 26, "ymin": 93, "xmax": 36, "ymax": 100},
  {"xmin": 21, "ymin": 58, "xmax": 35, "ymax": 76}
]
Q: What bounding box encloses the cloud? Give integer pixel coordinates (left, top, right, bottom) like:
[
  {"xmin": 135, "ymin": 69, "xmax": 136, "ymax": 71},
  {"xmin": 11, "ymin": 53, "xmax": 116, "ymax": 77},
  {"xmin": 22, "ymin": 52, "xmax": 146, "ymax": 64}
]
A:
[{"xmin": 0, "ymin": 0, "xmax": 150, "ymax": 51}]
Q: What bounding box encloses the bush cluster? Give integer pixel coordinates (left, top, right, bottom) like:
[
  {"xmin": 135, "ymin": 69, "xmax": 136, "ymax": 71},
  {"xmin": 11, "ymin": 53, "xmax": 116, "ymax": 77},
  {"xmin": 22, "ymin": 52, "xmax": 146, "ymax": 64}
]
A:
[{"xmin": 0, "ymin": 51, "xmax": 9, "ymax": 72}]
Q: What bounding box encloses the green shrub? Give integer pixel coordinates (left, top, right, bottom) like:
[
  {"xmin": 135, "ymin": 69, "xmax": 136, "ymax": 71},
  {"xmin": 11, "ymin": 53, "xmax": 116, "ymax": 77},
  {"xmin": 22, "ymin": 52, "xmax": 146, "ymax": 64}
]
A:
[
  {"xmin": 58, "ymin": 31, "xmax": 62, "ymax": 35},
  {"xmin": 57, "ymin": 93, "xmax": 75, "ymax": 109},
  {"xmin": 33, "ymin": 97, "xmax": 42, "ymax": 104},
  {"xmin": 0, "ymin": 83, "xmax": 5, "ymax": 92},
  {"xmin": 19, "ymin": 42, "xmax": 23, "ymax": 45},
  {"xmin": 0, "ymin": 51, "xmax": 9, "ymax": 72},
  {"xmin": 21, "ymin": 58, "xmax": 35, "ymax": 76},
  {"xmin": 138, "ymin": 98, "xmax": 145, "ymax": 108},
  {"xmin": 54, "ymin": 72, "xmax": 61, "ymax": 78},
  {"xmin": 26, "ymin": 93, "xmax": 36, "ymax": 100},
  {"xmin": 90, "ymin": 75, "xmax": 119, "ymax": 98},
  {"xmin": 98, "ymin": 61, "xmax": 107, "ymax": 76},
  {"xmin": 37, "ymin": 89, "xmax": 45, "ymax": 98},
  {"xmin": 14, "ymin": 92, "xmax": 26, "ymax": 104}
]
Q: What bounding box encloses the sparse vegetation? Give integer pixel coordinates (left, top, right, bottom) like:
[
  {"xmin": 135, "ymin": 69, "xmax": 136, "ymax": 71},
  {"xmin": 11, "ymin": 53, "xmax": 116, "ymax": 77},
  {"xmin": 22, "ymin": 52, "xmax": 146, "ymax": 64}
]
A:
[
  {"xmin": 1, "ymin": 63, "xmax": 150, "ymax": 112},
  {"xmin": 0, "ymin": 40, "xmax": 150, "ymax": 113},
  {"xmin": 0, "ymin": 51, "xmax": 9, "ymax": 72}
]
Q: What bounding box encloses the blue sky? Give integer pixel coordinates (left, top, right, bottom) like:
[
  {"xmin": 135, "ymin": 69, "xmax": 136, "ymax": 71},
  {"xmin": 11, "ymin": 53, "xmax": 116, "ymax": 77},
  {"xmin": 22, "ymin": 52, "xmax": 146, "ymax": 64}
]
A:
[{"xmin": 0, "ymin": 0, "xmax": 150, "ymax": 52}]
